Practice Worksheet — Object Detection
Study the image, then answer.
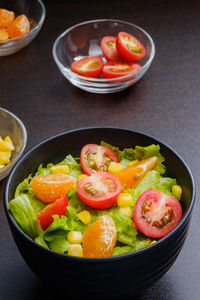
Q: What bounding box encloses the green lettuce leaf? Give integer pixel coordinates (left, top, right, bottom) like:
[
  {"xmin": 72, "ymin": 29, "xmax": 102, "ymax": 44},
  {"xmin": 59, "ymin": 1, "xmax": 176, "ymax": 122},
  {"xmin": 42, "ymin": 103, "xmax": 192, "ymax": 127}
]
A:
[
  {"xmin": 100, "ymin": 141, "xmax": 121, "ymax": 159},
  {"xmin": 8, "ymin": 194, "xmax": 42, "ymax": 239},
  {"xmin": 35, "ymin": 235, "xmax": 49, "ymax": 249},
  {"xmin": 128, "ymin": 170, "xmax": 177, "ymax": 207},
  {"xmin": 36, "ymin": 155, "xmax": 82, "ymax": 178}
]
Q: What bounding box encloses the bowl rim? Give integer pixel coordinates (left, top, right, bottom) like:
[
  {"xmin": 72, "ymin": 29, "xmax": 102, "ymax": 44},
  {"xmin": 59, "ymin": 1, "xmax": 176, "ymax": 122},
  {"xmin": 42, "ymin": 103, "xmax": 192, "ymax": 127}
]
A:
[
  {"xmin": 52, "ymin": 19, "xmax": 155, "ymax": 83},
  {"xmin": 4, "ymin": 126, "xmax": 195, "ymax": 262},
  {"xmin": 0, "ymin": 0, "xmax": 46, "ymax": 45},
  {"xmin": 0, "ymin": 107, "xmax": 27, "ymax": 175}
]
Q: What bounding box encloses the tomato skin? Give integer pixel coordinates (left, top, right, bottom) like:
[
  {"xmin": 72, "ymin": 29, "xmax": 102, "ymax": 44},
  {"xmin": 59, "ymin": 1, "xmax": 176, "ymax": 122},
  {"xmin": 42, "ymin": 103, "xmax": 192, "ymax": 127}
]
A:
[
  {"xmin": 116, "ymin": 32, "xmax": 146, "ymax": 62},
  {"xmin": 37, "ymin": 195, "xmax": 68, "ymax": 230},
  {"xmin": 102, "ymin": 61, "xmax": 141, "ymax": 79},
  {"xmin": 80, "ymin": 144, "xmax": 119, "ymax": 175},
  {"xmin": 100, "ymin": 36, "xmax": 121, "ymax": 61},
  {"xmin": 77, "ymin": 171, "xmax": 121, "ymax": 209},
  {"xmin": 134, "ymin": 189, "xmax": 182, "ymax": 238},
  {"xmin": 71, "ymin": 56, "xmax": 103, "ymax": 78}
]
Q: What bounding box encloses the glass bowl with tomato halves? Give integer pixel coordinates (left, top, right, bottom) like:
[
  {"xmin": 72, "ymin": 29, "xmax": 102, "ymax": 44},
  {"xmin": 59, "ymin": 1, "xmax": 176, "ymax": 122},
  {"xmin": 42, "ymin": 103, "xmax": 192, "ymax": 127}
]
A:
[{"xmin": 53, "ymin": 19, "xmax": 155, "ymax": 94}]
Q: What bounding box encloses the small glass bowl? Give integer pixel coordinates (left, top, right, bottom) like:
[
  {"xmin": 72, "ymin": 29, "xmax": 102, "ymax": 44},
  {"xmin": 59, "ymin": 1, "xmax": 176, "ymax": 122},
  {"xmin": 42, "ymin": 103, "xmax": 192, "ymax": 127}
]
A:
[
  {"xmin": 0, "ymin": 108, "xmax": 27, "ymax": 181},
  {"xmin": 53, "ymin": 19, "xmax": 155, "ymax": 94},
  {"xmin": 0, "ymin": 0, "xmax": 46, "ymax": 56}
]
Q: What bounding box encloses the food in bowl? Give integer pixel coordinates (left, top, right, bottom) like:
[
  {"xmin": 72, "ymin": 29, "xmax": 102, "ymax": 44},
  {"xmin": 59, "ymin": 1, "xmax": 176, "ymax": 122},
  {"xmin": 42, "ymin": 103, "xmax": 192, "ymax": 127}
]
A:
[
  {"xmin": 8, "ymin": 141, "xmax": 183, "ymax": 258},
  {"xmin": 70, "ymin": 31, "xmax": 145, "ymax": 78},
  {"xmin": 0, "ymin": 8, "xmax": 30, "ymax": 40},
  {"xmin": 0, "ymin": 135, "xmax": 14, "ymax": 169}
]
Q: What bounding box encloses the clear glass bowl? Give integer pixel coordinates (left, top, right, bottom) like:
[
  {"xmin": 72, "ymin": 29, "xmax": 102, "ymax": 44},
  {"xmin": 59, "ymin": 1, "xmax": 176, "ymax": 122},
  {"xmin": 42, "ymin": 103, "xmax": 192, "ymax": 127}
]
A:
[
  {"xmin": 0, "ymin": 108, "xmax": 27, "ymax": 180},
  {"xmin": 53, "ymin": 19, "xmax": 155, "ymax": 94},
  {"xmin": 0, "ymin": 0, "xmax": 46, "ymax": 56}
]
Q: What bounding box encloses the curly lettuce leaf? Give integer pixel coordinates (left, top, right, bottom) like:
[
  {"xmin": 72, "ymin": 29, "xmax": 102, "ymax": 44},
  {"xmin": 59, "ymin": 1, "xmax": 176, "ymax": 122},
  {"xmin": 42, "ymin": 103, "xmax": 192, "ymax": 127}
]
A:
[
  {"xmin": 36, "ymin": 154, "xmax": 82, "ymax": 178},
  {"xmin": 8, "ymin": 194, "xmax": 42, "ymax": 239}
]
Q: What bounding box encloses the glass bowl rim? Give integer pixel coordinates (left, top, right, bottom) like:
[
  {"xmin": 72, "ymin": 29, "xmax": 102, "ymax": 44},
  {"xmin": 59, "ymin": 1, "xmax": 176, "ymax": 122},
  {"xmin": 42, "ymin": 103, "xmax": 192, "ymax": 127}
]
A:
[
  {"xmin": 0, "ymin": 107, "xmax": 27, "ymax": 175},
  {"xmin": 52, "ymin": 18, "xmax": 156, "ymax": 83},
  {"xmin": 0, "ymin": 0, "xmax": 46, "ymax": 45}
]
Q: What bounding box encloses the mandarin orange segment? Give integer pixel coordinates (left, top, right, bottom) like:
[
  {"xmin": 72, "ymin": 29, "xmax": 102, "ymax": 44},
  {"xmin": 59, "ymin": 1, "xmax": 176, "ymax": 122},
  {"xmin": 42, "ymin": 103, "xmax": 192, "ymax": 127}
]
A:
[
  {"xmin": 7, "ymin": 14, "xmax": 30, "ymax": 38},
  {"xmin": 0, "ymin": 28, "xmax": 9, "ymax": 41},
  {"xmin": 31, "ymin": 174, "xmax": 76, "ymax": 203},
  {"xmin": 0, "ymin": 9, "xmax": 15, "ymax": 28},
  {"xmin": 82, "ymin": 215, "xmax": 117, "ymax": 257}
]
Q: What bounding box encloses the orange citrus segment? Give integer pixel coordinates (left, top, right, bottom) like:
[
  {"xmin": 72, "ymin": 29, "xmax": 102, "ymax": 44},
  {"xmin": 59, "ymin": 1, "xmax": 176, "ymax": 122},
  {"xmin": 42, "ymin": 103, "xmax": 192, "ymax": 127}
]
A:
[
  {"xmin": 0, "ymin": 9, "xmax": 15, "ymax": 28},
  {"xmin": 7, "ymin": 14, "xmax": 30, "ymax": 38},
  {"xmin": 0, "ymin": 28, "xmax": 9, "ymax": 40},
  {"xmin": 115, "ymin": 156, "xmax": 158, "ymax": 189},
  {"xmin": 31, "ymin": 174, "xmax": 76, "ymax": 203},
  {"xmin": 82, "ymin": 215, "xmax": 117, "ymax": 257}
]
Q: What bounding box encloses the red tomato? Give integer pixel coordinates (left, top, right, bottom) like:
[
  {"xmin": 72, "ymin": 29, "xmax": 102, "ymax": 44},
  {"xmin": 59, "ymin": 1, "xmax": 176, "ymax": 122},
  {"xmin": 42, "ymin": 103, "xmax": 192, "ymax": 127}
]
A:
[
  {"xmin": 134, "ymin": 189, "xmax": 182, "ymax": 238},
  {"xmin": 71, "ymin": 56, "xmax": 103, "ymax": 78},
  {"xmin": 77, "ymin": 171, "xmax": 121, "ymax": 209},
  {"xmin": 116, "ymin": 32, "xmax": 146, "ymax": 62},
  {"xmin": 37, "ymin": 195, "xmax": 68, "ymax": 230},
  {"xmin": 80, "ymin": 144, "xmax": 119, "ymax": 175},
  {"xmin": 100, "ymin": 36, "xmax": 121, "ymax": 61},
  {"xmin": 102, "ymin": 61, "xmax": 141, "ymax": 79}
]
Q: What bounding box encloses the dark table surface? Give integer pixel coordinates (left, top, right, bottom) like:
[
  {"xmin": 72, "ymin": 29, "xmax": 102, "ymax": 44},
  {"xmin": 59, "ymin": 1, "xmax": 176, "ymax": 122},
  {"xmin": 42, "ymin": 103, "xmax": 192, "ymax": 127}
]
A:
[{"xmin": 1, "ymin": 0, "xmax": 200, "ymax": 299}]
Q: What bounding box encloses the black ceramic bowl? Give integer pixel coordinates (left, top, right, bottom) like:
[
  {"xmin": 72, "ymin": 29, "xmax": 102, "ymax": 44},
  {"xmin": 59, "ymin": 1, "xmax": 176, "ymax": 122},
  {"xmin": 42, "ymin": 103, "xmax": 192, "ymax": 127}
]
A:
[{"xmin": 4, "ymin": 127, "xmax": 195, "ymax": 298}]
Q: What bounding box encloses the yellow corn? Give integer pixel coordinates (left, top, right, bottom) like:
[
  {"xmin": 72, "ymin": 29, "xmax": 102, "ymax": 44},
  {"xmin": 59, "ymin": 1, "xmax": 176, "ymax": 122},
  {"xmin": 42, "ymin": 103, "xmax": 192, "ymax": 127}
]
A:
[
  {"xmin": 51, "ymin": 165, "xmax": 69, "ymax": 175},
  {"xmin": 77, "ymin": 174, "xmax": 88, "ymax": 182},
  {"xmin": 172, "ymin": 185, "xmax": 182, "ymax": 200},
  {"xmin": 76, "ymin": 210, "xmax": 92, "ymax": 225},
  {"xmin": 0, "ymin": 151, "xmax": 11, "ymax": 165},
  {"xmin": 68, "ymin": 244, "xmax": 83, "ymax": 257},
  {"xmin": 127, "ymin": 160, "xmax": 139, "ymax": 168},
  {"xmin": 0, "ymin": 136, "xmax": 14, "ymax": 151},
  {"xmin": 119, "ymin": 207, "xmax": 133, "ymax": 218},
  {"xmin": 150, "ymin": 240, "xmax": 157, "ymax": 245},
  {"xmin": 67, "ymin": 231, "xmax": 83, "ymax": 244},
  {"xmin": 117, "ymin": 193, "xmax": 133, "ymax": 208},
  {"xmin": 0, "ymin": 164, "xmax": 5, "ymax": 170},
  {"xmin": 108, "ymin": 162, "xmax": 122, "ymax": 174}
]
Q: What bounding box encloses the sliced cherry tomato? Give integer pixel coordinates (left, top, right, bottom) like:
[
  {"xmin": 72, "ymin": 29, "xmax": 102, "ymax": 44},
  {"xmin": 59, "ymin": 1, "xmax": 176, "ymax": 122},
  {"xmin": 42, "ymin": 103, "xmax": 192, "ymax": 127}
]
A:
[
  {"xmin": 80, "ymin": 144, "xmax": 119, "ymax": 175},
  {"xmin": 115, "ymin": 156, "xmax": 158, "ymax": 189},
  {"xmin": 77, "ymin": 171, "xmax": 121, "ymax": 209},
  {"xmin": 37, "ymin": 195, "xmax": 68, "ymax": 230},
  {"xmin": 82, "ymin": 215, "xmax": 117, "ymax": 257},
  {"xmin": 100, "ymin": 36, "xmax": 121, "ymax": 61},
  {"xmin": 134, "ymin": 189, "xmax": 182, "ymax": 238},
  {"xmin": 116, "ymin": 32, "xmax": 146, "ymax": 62},
  {"xmin": 31, "ymin": 174, "xmax": 76, "ymax": 203},
  {"xmin": 102, "ymin": 61, "xmax": 141, "ymax": 79},
  {"xmin": 71, "ymin": 56, "xmax": 103, "ymax": 78}
]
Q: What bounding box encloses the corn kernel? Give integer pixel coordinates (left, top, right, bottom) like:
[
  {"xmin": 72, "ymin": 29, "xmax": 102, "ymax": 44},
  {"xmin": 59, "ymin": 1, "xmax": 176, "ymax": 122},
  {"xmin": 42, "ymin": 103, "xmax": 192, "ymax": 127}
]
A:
[
  {"xmin": 67, "ymin": 231, "xmax": 83, "ymax": 244},
  {"xmin": 76, "ymin": 210, "xmax": 92, "ymax": 225},
  {"xmin": 127, "ymin": 160, "xmax": 139, "ymax": 168},
  {"xmin": 0, "ymin": 164, "xmax": 5, "ymax": 170},
  {"xmin": 172, "ymin": 185, "xmax": 182, "ymax": 200},
  {"xmin": 68, "ymin": 244, "xmax": 83, "ymax": 257},
  {"xmin": 119, "ymin": 207, "xmax": 133, "ymax": 218},
  {"xmin": 0, "ymin": 151, "xmax": 11, "ymax": 164},
  {"xmin": 117, "ymin": 193, "xmax": 133, "ymax": 208},
  {"xmin": 0, "ymin": 136, "xmax": 14, "ymax": 151},
  {"xmin": 108, "ymin": 162, "xmax": 122, "ymax": 174},
  {"xmin": 51, "ymin": 165, "xmax": 69, "ymax": 175},
  {"xmin": 150, "ymin": 240, "xmax": 157, "ymax": 245},
  {"xmin": 77, "ymin": 174, "xmax": 88, "ymax": 182}
]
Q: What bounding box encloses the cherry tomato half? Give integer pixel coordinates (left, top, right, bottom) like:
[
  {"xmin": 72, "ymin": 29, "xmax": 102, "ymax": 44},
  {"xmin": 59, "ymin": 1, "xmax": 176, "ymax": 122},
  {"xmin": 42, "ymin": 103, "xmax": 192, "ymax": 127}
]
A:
[
  {"xmin": 100, "ymin": 36, "xmax": 121, "ymax": 61},
  {"xmin": 80, "ymin": 144, "xmax": 119, "ymax": 175},
  {"xmin": 116, "ymin": 32, "xmax": 146, "ymax": 62},
  {"xmin": 71, "ymin": 56, "xmax": 103, "ymax": 78},
  {"xmin": 102, "ymin": 61, "xmax": 141, "ymax": 79},
  {"xmin": 37, "ymin": 195, "xmax": 68, "ymax": 230},
  {"xmin": 133, "ymin": 189, "xmax": 182, "ymax": 238},
  {"xmin": 77, "ymin": 172, "xmax": 121, "ymax": 209}
]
